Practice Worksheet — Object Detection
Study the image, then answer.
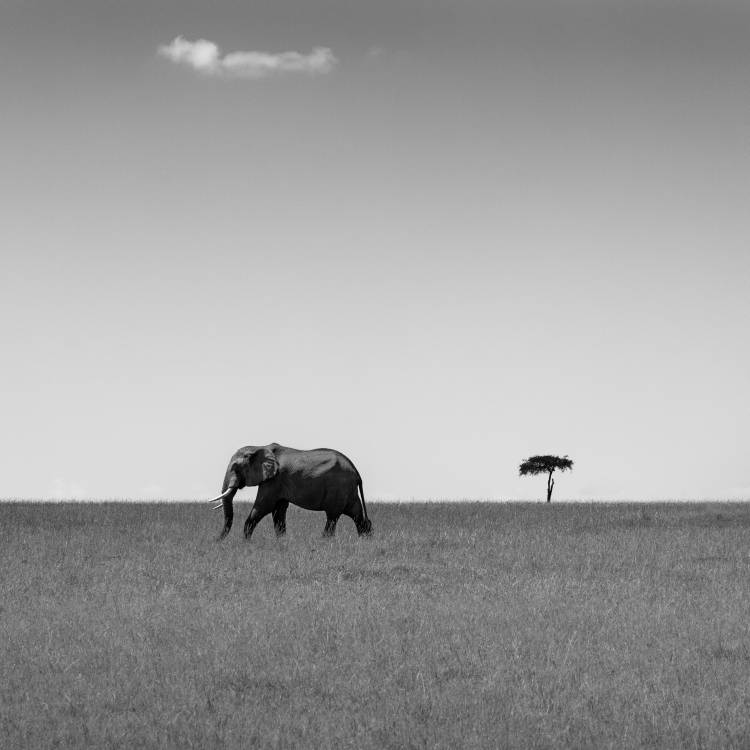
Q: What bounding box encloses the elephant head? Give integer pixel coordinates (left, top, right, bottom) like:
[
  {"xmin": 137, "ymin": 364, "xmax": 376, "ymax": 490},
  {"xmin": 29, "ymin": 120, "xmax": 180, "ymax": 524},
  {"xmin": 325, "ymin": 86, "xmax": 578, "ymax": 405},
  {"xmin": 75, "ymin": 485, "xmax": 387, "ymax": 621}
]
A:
[
  {"xmin": 209, "ymin": 445, "xmax": 280, "ymax": 538},
  {"xmin": 221, "ymin": 445, "xmax": 279, "ymax": 492}
]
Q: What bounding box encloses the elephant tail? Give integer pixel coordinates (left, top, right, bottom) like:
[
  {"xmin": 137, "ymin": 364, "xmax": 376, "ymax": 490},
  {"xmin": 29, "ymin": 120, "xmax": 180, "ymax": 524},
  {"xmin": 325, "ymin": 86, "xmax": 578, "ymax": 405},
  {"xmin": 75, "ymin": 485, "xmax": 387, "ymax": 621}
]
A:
[{"xmin": 358, "ymin": 478, "xmax": 369, "ymax": 521}]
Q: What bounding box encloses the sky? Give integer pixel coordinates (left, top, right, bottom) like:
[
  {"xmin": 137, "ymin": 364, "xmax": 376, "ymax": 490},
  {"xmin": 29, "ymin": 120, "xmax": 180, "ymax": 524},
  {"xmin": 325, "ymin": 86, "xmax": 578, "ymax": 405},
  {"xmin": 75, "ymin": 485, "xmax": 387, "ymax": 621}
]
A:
[{"xmin": 1, "ymin": 0, "xmax": 749, "ymax": 501}]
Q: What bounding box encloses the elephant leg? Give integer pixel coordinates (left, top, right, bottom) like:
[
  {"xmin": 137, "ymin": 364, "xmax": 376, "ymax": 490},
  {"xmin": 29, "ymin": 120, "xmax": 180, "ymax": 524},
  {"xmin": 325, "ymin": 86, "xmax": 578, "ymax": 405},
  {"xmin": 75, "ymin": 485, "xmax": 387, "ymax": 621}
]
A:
[
  {"xmin": 243, "ymin": 504, "xmax": 272, "ymax": 540},
  {"xmin": 272, "ymin": 500, "xmax": 289, "ymax": 537},
  {"xmin": 355, "ymin": 516, "xmax": 373, "ymax": 536},
  {"xmin": 323, "ymin": 513, "xmax": 339, "ymax": 537},
  {"xmin": 343, "ymin": 496, "xmax": 372, "ymax": 537}
]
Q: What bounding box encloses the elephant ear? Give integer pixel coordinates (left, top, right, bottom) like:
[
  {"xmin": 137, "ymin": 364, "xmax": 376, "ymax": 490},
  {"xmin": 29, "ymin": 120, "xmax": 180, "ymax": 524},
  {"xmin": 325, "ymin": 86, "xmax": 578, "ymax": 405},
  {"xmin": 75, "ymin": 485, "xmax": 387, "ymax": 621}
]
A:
[
  {"xmin": 260, "ymin": 452, "xmax": 279, "ymax": 482},
  {"xmin": 244, "ymin": 447, "xmax": 279, "ymax": 485}
]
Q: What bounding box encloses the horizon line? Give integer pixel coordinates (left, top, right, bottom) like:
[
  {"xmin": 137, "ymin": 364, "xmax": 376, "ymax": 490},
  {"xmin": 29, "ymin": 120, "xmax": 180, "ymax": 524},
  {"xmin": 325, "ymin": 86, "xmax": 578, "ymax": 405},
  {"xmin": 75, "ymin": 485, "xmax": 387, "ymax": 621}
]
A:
[{"xmin": 1, "ymin": 497, "xmax": 748, "ymax": 504}]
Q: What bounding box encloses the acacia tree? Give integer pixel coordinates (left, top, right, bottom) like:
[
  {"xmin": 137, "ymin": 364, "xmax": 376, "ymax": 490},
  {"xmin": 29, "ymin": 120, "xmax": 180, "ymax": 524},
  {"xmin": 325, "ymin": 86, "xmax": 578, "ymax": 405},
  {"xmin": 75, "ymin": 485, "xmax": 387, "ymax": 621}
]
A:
[{"xmin": 519, "ymin": 455, "xmax": 574, "ymax": 503}]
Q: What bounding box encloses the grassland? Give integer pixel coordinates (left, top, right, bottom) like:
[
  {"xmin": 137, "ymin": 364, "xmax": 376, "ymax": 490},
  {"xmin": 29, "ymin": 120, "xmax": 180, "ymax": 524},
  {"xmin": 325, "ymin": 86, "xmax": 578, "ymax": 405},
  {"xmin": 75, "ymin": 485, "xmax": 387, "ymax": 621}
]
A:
[{"xmin": 2, "ymin": 501, "xmax": 750, "ymax": 749}]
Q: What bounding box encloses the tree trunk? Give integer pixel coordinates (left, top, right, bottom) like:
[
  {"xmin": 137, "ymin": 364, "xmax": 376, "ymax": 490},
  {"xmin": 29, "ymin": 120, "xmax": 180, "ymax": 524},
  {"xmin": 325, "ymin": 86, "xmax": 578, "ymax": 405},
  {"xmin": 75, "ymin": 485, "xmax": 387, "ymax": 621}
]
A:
[{"xmin": 546, "ymin": 471, "xmax": 554, "ymax": 503}]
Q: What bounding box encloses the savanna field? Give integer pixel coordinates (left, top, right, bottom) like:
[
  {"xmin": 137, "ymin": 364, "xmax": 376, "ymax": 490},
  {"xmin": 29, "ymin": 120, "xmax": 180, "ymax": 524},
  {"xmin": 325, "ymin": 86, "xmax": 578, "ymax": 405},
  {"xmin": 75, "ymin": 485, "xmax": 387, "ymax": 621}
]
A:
[{"xmin": 2, "ymin": 501, "xmax": 750, "ymax": 749}]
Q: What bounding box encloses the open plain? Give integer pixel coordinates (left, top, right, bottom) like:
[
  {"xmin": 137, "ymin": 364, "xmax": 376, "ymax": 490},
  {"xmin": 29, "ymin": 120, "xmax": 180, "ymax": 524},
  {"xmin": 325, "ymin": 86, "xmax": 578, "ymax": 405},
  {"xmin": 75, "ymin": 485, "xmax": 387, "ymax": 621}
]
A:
[{"xmin": 2, "ymin": 501, "xmax": 750, "ymax": 749}]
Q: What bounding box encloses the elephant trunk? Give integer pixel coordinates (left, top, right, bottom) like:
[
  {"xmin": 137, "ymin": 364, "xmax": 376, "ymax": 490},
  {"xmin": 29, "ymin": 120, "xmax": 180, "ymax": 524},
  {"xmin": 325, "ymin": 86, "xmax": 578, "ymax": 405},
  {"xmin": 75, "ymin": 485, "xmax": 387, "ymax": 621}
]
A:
[
  {"xmin": 221, "ymin": 465, "xmax": 240, "ymax": 506},
  {"xmin": 221, "ymin": 466, "xmax": 235, "ymax": 495},
  {"xmin": 211, "ymin": 466, "xmax": 241, "ymax": 540},
  {"xmin": 218, "ymin": 487, "xmax": 237, "ymax": 538}
]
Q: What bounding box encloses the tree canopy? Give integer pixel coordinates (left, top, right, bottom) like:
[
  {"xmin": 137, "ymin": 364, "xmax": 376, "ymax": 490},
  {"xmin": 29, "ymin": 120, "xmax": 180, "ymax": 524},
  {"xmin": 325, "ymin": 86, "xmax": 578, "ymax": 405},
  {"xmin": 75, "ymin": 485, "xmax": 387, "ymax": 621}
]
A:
[{"xmin": 519, "ymin": 455, "xmax": 574, "ymax": 476}]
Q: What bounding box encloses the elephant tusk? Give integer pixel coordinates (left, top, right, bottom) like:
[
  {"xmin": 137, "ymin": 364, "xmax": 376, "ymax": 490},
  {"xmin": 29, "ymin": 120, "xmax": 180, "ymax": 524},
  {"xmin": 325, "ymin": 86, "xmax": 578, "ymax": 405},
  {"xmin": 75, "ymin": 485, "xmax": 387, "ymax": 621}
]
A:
[
  {"xmin": 208, "ymin": 488, "xmax": 234, "ymax": 504},
  {"xmin": 212, "ymin": 502, "xmax": 225, "ymax": 511}
]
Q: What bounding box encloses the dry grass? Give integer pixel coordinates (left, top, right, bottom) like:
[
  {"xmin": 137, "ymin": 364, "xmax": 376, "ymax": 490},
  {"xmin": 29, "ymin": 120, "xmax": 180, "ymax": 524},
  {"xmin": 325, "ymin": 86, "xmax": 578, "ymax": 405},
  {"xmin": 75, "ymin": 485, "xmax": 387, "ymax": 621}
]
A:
[{"xmin": 2, "ymin": 501, "xmax": 750, "ymax": 748}]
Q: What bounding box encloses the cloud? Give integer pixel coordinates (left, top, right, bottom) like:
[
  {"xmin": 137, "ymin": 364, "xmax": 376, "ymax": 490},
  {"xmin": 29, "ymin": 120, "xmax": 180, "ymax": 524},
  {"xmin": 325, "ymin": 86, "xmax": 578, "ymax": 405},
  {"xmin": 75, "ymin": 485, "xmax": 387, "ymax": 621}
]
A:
[{"xmin": 158, "ymin": 37, "xmax": 337, "ymax": 78}]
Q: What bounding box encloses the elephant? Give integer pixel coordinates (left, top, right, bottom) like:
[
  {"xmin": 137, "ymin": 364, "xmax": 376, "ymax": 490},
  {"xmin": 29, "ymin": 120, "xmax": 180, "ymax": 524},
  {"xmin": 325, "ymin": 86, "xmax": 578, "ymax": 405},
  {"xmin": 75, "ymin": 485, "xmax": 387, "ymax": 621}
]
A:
[{"xmin": 209, "ymin": 443, "xmax": 372, "ymax": 540}]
